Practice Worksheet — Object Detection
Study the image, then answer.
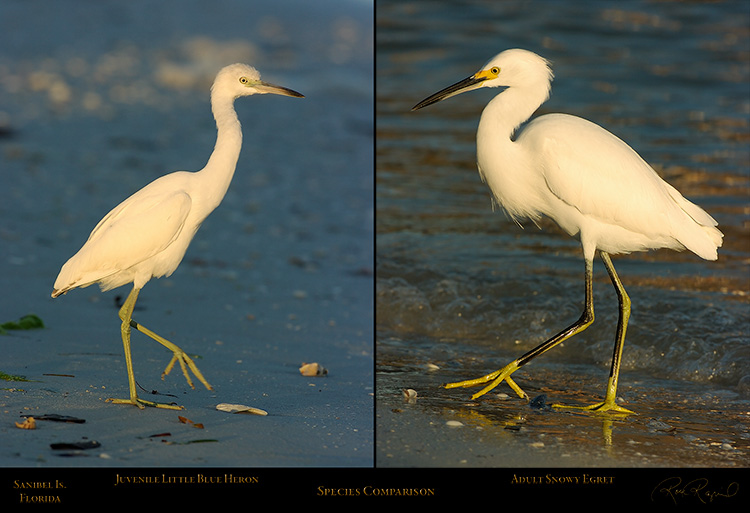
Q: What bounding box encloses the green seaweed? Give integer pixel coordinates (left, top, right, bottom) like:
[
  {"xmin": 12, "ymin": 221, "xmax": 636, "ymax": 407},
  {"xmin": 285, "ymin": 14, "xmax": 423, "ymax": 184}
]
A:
[
  {"xmin": 0, "ymin": 314, "xmax": 45, "ymax": 334},
  {"xmin": 0, "ymin": 370, "xmax": 31, "ymax": 382}
]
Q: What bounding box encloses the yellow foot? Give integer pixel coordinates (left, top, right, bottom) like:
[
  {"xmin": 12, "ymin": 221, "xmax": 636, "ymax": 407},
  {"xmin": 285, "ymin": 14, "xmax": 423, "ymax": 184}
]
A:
[
  {"xmin": 553, "ymin": 377, "xmax": 635, "ymax": 415},
  {"xmin": 129, "ymin": 320, "xmax": 213, "ymax": 391},
  {"xmin": 553, "ymin": 400, "xmax": 635, "ymax": 415},
  {"xmin": 106, "ymin": 397, "xmax": 184, "ymax": 410},
  {"xmin": 162, "ymin": 349, "xmax": 213, "ymax": 391},
  {"xmin": 443, "ymin": 361, "xmax": 529, "ymax": 401}
]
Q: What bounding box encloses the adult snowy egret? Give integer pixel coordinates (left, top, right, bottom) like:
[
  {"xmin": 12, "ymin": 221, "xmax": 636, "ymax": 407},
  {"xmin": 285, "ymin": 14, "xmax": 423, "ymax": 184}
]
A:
[
  {"xmin": 52, "ymin": 63, "xmax": 303, "ymax": 410},
  {"xmin": 412, "ymin": 49, "xmax": 722, "ymax": 414}
]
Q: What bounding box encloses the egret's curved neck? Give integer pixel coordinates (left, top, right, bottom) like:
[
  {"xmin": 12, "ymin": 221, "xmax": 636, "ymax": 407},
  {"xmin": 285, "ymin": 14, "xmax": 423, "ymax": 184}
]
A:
[
  {"xmin": 479, "ymin": 82, "xmax": 549, "ymax": 143},
  {"xmin": 199, "ymin": 92, "xmax": 243, "ymax": 210},
  {"xmin": 475, "ymin": 79, "xmax": 552, "ymax": 222}
]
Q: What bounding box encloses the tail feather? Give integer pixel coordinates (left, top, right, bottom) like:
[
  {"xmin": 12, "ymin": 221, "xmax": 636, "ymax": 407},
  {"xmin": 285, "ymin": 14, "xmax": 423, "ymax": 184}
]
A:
[{"xmin": 665, "ymin": 183, "xmax": 723, "ymax": 261}]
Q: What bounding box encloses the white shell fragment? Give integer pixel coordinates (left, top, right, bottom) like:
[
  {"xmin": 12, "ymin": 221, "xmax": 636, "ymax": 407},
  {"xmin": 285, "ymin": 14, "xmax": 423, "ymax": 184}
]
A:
[
  {"xmin": 215, "ymin": 403, "xmax": 268, "ymax": 416},
  {"xmin": 402, "ymin": 388, "xmax": 418, "ymax": 400},
  {"xmin": 299, "ymin": 362, "xmax": 328, "ymax": 377}
]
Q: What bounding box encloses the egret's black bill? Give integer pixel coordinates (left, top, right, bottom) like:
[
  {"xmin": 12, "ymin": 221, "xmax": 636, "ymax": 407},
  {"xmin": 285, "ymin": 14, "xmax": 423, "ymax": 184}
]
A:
[{"xmin": 412, "ymin": 75, "xmax": 488, "ymax": 111}]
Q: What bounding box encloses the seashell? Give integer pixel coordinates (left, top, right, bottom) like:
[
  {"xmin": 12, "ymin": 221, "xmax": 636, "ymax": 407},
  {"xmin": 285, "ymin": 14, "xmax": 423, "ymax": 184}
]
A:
[
  {"xmin": 299, "ymin": 362, "xmax": 327, "ymax": 377},
  {"xmin": 216, "ymin": 403, "xmax": 268, "ymax": 416},
  {"xmin": 402, "ymin": 388, "xmax": 418, "ymax": 400}
]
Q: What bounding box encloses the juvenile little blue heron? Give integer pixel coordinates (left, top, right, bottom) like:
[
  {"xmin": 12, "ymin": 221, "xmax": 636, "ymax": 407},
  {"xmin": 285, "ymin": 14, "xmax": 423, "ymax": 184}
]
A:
[
  {"xmin": 412, "ymin": 49, "xmax": 722, "ymax": 414},
  {"xmin": 52, "ymin": 63, "xmax": 303, "ymax": 409}
]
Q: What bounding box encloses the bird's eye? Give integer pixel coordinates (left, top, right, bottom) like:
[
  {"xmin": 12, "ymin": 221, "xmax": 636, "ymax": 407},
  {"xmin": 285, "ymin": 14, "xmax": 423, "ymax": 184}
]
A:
[
  {"xmin": 239, "ymin": 76, "xmax": 248, "ymax": 84},
  {"xmin": 490, "ymin": 67, "xmax": 500, "ymax": 75}
]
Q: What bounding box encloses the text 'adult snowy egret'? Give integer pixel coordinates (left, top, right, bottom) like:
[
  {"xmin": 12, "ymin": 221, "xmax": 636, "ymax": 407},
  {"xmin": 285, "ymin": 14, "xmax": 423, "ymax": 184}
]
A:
[
  {"xmin": 412, "ymin": 49, "xmax": 722, "ymax": 414},
  {"xmin": 52, "ymin": 63, "xmax": 303, "ymax": 410}
]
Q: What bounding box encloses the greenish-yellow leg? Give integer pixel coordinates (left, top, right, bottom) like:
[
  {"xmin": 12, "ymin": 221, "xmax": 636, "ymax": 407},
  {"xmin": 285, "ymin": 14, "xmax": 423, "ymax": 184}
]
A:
[
  {"xmin": 445, "ymin": 252, "xmax": 634, "ymax": 414},
  {"xmin": 106, "ymin": 287, "xmax": 212, "ymax": 410},
  {"xmin": 554, "ymin": 252, "xmax": 633, "ymax": 414}
]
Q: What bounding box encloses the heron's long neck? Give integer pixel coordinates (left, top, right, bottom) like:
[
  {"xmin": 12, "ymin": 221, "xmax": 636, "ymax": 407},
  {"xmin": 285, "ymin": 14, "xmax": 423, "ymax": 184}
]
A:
[
  {"xmin": 479, "ymin": 83, "xmax": 548, "ymax": 143},
  {"xmin": 198, "ymin": 93, "xmax": 243, "ymax": 211},
  {"xmin": 475, "ymin": 82, "xmax": 550, "ymax": 222}
]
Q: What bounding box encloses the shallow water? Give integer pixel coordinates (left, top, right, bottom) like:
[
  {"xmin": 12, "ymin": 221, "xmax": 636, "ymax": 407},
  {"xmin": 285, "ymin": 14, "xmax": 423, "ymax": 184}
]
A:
[{"xmin": 376, "ymin": 0, "xmax": 749, "ymax": 467}]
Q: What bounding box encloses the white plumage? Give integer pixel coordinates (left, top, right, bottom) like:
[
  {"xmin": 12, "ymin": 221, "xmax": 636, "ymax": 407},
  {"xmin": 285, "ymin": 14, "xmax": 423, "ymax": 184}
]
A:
[
  {"xmin": 52, "ymin": 63, "xmax": 303, "ymax": 409},
  {"xmin": 413, "ymin": 49, "xmax": 722, "ymax": 413}
]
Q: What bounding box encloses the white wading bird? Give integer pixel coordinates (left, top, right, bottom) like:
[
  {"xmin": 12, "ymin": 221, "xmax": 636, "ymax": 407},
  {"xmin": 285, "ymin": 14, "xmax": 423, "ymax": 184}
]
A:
[
  {"xmin": 52, "ymin": 64, "xmax": 303, "ymax": 409},
  {"xmin": 412, "ymin": 49, "xmax": 722, "ymax": 414}
]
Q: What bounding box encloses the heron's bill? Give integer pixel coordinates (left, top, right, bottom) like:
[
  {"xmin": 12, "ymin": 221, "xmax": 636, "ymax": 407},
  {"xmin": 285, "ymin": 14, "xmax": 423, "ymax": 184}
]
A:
[
  {"xmin": 412, "ymin": 74, "xmax": 488, "ymax": 111},
  {"xmin": 256, "ymin": 81, "xmax": 304, "ymax": 98}
]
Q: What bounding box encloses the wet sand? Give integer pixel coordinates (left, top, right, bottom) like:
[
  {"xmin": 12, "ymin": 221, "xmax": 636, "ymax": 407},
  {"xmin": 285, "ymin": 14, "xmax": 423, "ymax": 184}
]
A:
[{"xmin": 377, "ymin": 339, "xmax": 748, "ymax": 468}]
